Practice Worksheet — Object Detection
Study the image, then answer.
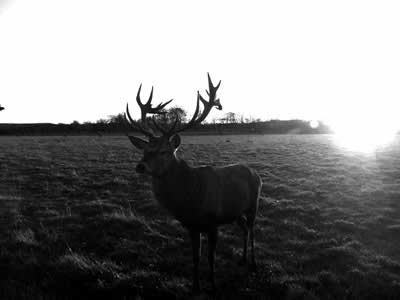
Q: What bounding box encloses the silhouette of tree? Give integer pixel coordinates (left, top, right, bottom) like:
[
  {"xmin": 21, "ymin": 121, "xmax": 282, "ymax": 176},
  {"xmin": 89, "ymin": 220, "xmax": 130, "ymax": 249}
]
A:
[
  {"xmin": 96, "ymin": 118, "xmax": 108, "ymax": 125},
  {"xmin": 167, "ymin": 106, "xmax": 187, "ymax": 123},
  {"xmin": 70, "ymin": 120, "xmax": 81, "ymax": 131},
  {"xmin": 220, "ymin": 112, "xmax": 238, "ymax": 124},
  {"xmin": 153, "ymin": 106, "xmax": 187, "ymax": 125},
  {"xmin": 108, "ymin": 113, "xmax": 126, "ymax": 125}
]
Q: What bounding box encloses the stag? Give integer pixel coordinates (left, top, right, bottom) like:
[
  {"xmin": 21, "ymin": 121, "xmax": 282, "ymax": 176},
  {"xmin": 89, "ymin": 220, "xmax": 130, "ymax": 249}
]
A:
[{"xmin": 125, "ymin": 74, "xmax": 262, "ymax": 292}]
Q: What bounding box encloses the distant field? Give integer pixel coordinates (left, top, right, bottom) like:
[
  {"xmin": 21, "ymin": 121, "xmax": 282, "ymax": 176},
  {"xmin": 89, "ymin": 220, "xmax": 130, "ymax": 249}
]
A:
[{"xmin": 1, "ymin": 135, "xmax": 400, "ymax": 299}]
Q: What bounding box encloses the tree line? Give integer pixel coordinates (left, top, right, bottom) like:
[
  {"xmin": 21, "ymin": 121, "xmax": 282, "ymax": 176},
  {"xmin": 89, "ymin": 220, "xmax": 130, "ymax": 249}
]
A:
[{"xmin": 0, "ymin": 105, "xmax": 331, "ymax": 135}]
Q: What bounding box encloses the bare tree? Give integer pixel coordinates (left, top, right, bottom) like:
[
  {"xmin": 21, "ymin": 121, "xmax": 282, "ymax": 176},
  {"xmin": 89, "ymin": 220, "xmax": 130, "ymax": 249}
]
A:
[
  {"xmin": 153, "ymin": 106, "xmax": 188, "ymax": 126},
  {"xmin": 220, "ymin": 112, "xmax": 238, "ymax": 123},
  {"xmin": 167, "ymin": 106, "xmax": 187, "ymax": 123}
]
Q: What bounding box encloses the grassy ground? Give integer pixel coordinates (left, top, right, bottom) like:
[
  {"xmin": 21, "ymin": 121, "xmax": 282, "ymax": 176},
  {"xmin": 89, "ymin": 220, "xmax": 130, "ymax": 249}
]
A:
[{"xmin": 1, "ymin": 135, "xmax": 400, "ymax": 299}]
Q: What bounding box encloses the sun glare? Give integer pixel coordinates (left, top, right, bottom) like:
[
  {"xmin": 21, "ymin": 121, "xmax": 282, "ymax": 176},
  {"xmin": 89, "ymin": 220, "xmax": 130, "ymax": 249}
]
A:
[
  {"xmin": 328, "ymin": 117, "xmax": 398, "ymax": 153},
  {"xmin": 309, "ymin": 120, "xmax": 319, "ymax": 129}
]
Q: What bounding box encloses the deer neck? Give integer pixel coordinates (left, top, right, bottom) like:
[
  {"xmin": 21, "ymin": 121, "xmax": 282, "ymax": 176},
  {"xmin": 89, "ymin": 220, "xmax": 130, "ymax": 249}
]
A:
[
  {"xmin": 151, "ymin": 157, "xmax": 202, "ymax": 225},
  {"xmin": 151, "ymin": 157, "xmax": 191, "ymax": 194}
]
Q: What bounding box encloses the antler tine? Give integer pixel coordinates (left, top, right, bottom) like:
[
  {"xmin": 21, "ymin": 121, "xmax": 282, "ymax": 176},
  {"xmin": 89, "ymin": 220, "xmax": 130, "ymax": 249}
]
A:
[
  {"xmin": 146, "ymin": 86, "xmax": 154, "ymax": 105},
  {"xmin": 181, "ymin": 95, "xmax": 201, "ymax": 128},
  {"xmin": 137, "ymin": 85, "xmax": 172, "ymax": 114},
  {"xmin": 134, "ymin": 84, "xmax": 156, "ymax": 135},
  {"xmin": 125, "ymin": 103, "xmax": 154, "ymax": 138},
  {"xmin": 160, "ymin": 74, "xmax": 221, "ymax": 137},
  {"xmin": 191, "ymin": 92, "xmax": 212, "ymax": 125},
  {"xmin": 136, "ymin": 84, "xmax": 144, "ymax": 106},
  {"xmin": 153, "ymin": 99, "xmax": 173, "ymax": 113},
  {"xmin": 131, "ymin": 84, "xmax": 177, "ymax": 137},
  {"xmin": 207, "ymin": 72, "xmax": 221, "ymax": 92}
]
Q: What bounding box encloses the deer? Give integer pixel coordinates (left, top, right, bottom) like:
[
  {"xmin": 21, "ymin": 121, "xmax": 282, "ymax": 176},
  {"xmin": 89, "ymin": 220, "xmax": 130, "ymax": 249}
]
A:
[{"xmin": 125, "ymin": 74, "xmax": 262, "ymax": 292}]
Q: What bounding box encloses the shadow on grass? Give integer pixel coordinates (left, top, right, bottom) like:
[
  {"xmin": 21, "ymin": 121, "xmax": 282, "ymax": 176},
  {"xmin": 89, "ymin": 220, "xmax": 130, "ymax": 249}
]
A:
[{"xmin": 1, "ymin": 198, "xmax": 400, "ymax": 299}]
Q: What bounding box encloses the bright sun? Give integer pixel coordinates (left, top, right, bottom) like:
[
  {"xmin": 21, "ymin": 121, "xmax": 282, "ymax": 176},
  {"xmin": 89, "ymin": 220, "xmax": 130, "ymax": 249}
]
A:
[{"xmin": 327, "ymin": 115, "xmax": 398, "ymax": 153}]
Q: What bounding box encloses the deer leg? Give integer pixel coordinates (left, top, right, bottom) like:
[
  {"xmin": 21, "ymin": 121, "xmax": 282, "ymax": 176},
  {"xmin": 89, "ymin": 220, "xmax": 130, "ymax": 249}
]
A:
[
  {"xmin": 237, "ymin": 215, "xmax": 249, "ymax": 264},
  {"xmin": 249, "ymin": 226, "xmax": 257, "ymax": 272},
  {"xmin": 189, "ymin": 230, "xmax": 201, "ymax": 292},
  {"xmin": 207, "ymin": 227, "xmax": 218, "ymax": 291}
]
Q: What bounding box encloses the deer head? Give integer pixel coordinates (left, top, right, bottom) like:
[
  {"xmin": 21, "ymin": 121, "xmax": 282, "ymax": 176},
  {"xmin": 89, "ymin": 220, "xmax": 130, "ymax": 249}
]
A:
[{"xmin": 125, "ymin": 73, "xmax": 221, "ymax": 177}]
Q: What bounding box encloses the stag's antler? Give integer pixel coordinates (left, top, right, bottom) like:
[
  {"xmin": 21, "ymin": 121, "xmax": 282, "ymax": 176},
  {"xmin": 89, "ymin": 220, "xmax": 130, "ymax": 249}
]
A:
[
  {"xmin": 198, "ymin": 73, "xmax": 222, "ymax": 119},
  {"xmin": 125, "ymin": 85, "xmax": 173, "ymax": 138},
  {"xmin": 159, "ymin": 73, "xmax": 221, "ymax": 137},
  {"xmin": 126, "ymin": 73, "xmax": 221, "ymax": 138}
]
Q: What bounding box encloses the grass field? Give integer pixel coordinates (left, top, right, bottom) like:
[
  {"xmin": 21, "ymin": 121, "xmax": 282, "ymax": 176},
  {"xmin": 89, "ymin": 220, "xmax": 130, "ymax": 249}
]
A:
[{"xmin": 1, "ymin": 135, "xmax": 400, "ymax": 299}]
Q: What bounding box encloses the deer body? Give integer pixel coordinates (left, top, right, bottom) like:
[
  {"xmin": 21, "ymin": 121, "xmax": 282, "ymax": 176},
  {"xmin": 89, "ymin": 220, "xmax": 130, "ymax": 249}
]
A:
[
  {"xmin": 125, "ymin": 74, "xmax": 262, "ymax": 292},
  {"xmin": 152, "ymin": 160, "xmax": 261, "ymax": 229}
]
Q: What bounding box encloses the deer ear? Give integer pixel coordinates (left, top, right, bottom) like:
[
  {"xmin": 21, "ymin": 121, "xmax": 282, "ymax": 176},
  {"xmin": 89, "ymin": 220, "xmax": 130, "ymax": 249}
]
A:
[
  {"xmin": 128, "ymin": 136, "xmax": 148, "ymax": 150},
  {"xmin": 170, "ymin": 134, "xmax": 181, "ymax": 149}
]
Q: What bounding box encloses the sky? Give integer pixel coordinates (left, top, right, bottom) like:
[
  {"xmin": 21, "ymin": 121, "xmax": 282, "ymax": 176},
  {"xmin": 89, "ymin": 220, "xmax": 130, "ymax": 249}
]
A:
[{"xmin": 0, "ymin": 0, "xmax": 399, "ymax": 128}]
